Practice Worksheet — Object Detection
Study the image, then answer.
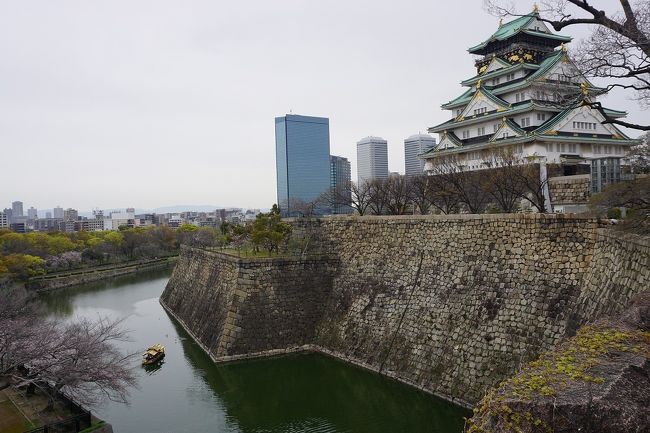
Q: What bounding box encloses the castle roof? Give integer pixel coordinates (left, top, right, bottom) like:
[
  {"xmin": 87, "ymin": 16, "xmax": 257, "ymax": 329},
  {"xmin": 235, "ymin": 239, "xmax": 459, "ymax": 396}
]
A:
[{"xmin": 468, "ymin": 12, "xmax": 571, "ymax": 55}]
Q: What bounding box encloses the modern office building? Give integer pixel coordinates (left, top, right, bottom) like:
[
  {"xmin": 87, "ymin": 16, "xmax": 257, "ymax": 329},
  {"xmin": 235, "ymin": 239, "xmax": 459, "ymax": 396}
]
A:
[
  {"xmin": 0, "ymin": 212, "xmax": 8, "ymax": 229},
  {"xmin": 405, "ymin": 134, "xmax": 437, "ymax": 176},
  {"xmin": 3, "ymin": 209, "xmax": 12, "ymax": 224},
  {"xmin": 330, "ymin": 155, "xmax": 352, "ymax": 214},
  {"xmin": 63, "ymin": 208, "xmax": 78, "ymax": 222},
  {"xmin": 45, "ymin": 211, "xmax": 52, "ymax": 219},
  {"xmin": 11, "ymin": 201, "xmax": 23, "ymax": 218},
  {"xmin": 53, "ymin": 206, "xmax": 64, "ymax": 219},
  {"xmin": 275, "ymin": 114, "xmax": 331, "ymax": 216},
  {"xmin": 357, "ymin": 136, "xmax": 389, "ymax": 185},
  {"xmin": 27, "ymin": 207, "xmax": 38, "ymax": 220}
]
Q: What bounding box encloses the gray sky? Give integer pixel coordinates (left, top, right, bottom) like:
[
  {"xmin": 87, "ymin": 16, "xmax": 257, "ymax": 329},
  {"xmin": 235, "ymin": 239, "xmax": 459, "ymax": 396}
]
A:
[{"xmin": 0, "ymin": 0, "xmax": 644, "ymax": 211}]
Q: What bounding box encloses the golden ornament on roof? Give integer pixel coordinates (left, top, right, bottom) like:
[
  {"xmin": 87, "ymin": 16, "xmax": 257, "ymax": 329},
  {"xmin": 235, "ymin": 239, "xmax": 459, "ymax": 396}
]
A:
[
  {"xmin": 560, "ymin": 43, "xmax": 567, "ymax": 52},
  {"xmin": 477, "ymin": 79, "xmax": 482, "ymax": 89},
  {"xmin": 479, "ymin": 65, "xmax": 488, "ymax": 73},
  {"xmin": 533, "ymin": 3, "xmax": 539, "ymax": 13},
  {"xmin": 580, "ymin": 82, "xmax": 589, "ymax": 95}
]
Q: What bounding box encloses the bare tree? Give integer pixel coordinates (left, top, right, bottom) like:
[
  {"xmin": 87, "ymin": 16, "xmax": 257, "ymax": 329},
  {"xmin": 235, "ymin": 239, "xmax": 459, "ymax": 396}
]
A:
[
  {"xmin": 385, "ymin": 175, "xmax": 414, "ymax": 215},
  {"xmin": 410, "ymin": 175, "xmax": 432, "ymax": 214},
  {"xmin": 348, "ymin": 181, "xmax": 373, "ymax": 216},
  {"xmin": 510, "ymin": 161, "xmax": 554, "ymax": 213},
  {"xmin": 286, "ymin": 197, "xmax": 321, "ymax": 218},
  {"xmin": 428, "ymin": 156, "xmax": 490, "ymax": 214},
  {"xmin": 0, "ymin": 286, "xmax": 138, "ymax": 408},
  {"xmin": 482, "ymin": 150, "xmax": 529, "ymax": 213},
  {"xmin": 485, "ymin": 0, "xmax": 650, "ymax": 131},
  {"xmin": 426, "ymin": 173, "xmax": 461, "ymax": 214},
  {"xmin": 625, "ymin": 132, "xmax": 650, "ymax": 173},
  {"xmin": 368, "ymin": 178, "xmax": 391, "ymax": 215}
]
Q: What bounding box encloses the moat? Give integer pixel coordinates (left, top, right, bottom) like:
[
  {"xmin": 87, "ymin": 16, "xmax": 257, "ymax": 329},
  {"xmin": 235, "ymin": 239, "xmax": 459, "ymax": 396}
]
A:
[{"xmin": 42, "ymin": 270, "xmax": 470, "ymax": 433}]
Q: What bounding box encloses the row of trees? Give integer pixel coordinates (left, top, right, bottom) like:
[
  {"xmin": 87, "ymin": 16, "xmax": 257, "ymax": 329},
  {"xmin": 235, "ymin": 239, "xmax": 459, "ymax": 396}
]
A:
[
  {"xmin": 0, "ymin": 225, "xmax": 226, "ymax": 281},
  {"xmin": 320, "ymin": 151, "xmax": 551, "ymax": 216}
]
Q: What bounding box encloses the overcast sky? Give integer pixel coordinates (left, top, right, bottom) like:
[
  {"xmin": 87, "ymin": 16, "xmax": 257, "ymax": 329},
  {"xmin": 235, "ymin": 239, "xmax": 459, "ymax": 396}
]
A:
[{"xmin": 0, "ymin": 0, "xmax": 644, "ymax": 211}]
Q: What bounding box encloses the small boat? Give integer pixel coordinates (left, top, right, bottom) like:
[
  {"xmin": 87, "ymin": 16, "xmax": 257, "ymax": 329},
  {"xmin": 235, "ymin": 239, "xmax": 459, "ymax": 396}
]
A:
[{"xmin": 142, "ymin": 344, "xmax": 165, "ymax": 366}]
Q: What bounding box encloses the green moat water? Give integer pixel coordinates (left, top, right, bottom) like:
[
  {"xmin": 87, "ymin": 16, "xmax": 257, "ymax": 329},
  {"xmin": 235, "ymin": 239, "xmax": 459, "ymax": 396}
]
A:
[{"xmin": 43, "ymin": 270, "xmax": 470, "ymax": 433}]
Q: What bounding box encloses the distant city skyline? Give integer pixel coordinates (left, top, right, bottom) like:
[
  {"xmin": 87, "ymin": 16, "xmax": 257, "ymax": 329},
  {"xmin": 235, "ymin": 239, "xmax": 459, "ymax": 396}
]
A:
[{"xmin": 0, "ymin": 1, "xmax": 643, "ymax": 209}]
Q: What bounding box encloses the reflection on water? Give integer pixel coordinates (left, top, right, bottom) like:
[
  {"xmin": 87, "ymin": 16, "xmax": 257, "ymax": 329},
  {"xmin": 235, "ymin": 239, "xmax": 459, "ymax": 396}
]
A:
[{"xmin": 42, "ymin": 269, "xmax": 470, "ymax": 433}]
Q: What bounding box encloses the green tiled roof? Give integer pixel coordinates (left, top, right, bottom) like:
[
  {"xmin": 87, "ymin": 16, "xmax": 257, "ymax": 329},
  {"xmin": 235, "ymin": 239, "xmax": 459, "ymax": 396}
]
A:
[
  {"xmin": 442, "ymin": 50, "xmax": 604, "ymax": 111},
  {"xmin": 603, "ymin": 108, "xmax": 627, "ymax": 118},
  {"xmin": 461, "ymin": 62, "xmax": 540, "ymax": 86},
  {"xmin": 442, "ymin": 88, "xmax": 474, "ymax": 109},
  {"xmin": 492, "ymin": 118, "xmax": 527, "ymax": 139},
  {"xmin": 429, "ymin": 101, "xmax": 536, "ymax": 133},
  {"xmin": 468, "ymin": 12, "xmax": 571, "ymax": 54}
]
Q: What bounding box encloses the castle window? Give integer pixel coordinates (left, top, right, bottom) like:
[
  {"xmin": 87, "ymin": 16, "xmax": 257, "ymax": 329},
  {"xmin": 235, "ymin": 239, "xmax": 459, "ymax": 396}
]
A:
[
  {"xmin": 520, "ymin": 117, "xmax": 530, "ymax": 127},
  {"xmin": 493, "ymin": 123, "xmax": 499, "ymax": 132},
  {"xmin": 462, "ymin": 130, "xmax": 470, "ymax": 139},
  {"xmin": 477, "ymin": 126, "xmax": 485, "ymax": 136}
]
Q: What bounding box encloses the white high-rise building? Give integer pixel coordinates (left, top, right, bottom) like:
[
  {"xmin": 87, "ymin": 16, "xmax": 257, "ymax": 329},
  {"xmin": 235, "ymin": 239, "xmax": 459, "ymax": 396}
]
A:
[
  {"xmin": 53, "ymin": 206, "xmax": 64, "ymax": 219},
  {"xmin": 0, "ymin": 212, "xmax": 8, "ymax": 229},
  {"xmin": 356, "ymin": 136, "xmax": 389, "ymax": 185},
  {"xmin": 12, "ymin": 201, "xmax": 23, "ymax": 218},
  {"xmin": 27, "ymin": 207, "xmax": 38, "ymax": 220},
  {"xmin": 404, "ymin": 134, "xmax": 437, "ymax": 176}
]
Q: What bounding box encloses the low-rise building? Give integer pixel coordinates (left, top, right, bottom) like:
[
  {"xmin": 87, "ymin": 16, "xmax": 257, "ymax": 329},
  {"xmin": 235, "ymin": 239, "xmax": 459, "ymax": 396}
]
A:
[{"xmin": 34, "ymin": 218, "xmax": 64, "ymax": 232}]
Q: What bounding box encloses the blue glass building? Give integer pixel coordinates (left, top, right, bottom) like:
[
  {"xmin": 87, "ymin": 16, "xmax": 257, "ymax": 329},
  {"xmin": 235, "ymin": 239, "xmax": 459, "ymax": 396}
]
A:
[{"xmin": 275, "ymin": 115, "xmax": 331, "ymax": 216}]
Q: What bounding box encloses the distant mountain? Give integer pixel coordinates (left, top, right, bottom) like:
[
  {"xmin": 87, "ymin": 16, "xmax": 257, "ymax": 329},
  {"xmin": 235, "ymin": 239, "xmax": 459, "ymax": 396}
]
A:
[{"xmin": 148, "ymin": 205, "xmax": 225, "ymax": 214}]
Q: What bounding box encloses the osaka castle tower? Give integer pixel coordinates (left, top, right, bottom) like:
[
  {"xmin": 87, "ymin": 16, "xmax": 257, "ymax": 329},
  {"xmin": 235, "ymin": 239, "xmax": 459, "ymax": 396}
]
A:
[{"xmin": 421, "ymin": 5, "xmax": 639, "ymax": 192}]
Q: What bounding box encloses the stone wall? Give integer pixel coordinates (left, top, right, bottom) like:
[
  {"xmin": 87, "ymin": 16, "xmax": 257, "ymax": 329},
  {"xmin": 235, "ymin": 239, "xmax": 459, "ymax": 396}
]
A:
[
  {"xmin": 548, "ymin": 174, "xmax": 591, "ymax": 205},
  {"xmin": 161, "ymin": 215, "xmax": 650, "ymax": 407},
  {"xmin": 161, "ymin": 247, "xmax": 338, "ymax": 361}
]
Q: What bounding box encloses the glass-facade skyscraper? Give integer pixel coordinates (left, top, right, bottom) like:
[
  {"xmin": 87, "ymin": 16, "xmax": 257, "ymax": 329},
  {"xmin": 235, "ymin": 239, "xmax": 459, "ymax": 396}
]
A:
[
  {"xmin": 330, "ymin": 155, "xmax": 352, "ymax": 214},
  {"xmin": 275, "ymin": 115, "xmax": 331, "ymax": 216}
]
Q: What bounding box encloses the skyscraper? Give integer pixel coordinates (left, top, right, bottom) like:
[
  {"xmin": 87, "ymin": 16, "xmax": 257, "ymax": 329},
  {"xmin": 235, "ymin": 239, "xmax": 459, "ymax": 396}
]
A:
[
  {"xmin": 404, "ymin": 134, "xmax": 437, "ymax": 176},
  {"xmin": 0, "ymin": 212, "xmax": 8, "ymax": 229},
  {"xmin": 356, "ymin": 136, "xmax": 389, "ymax": 185},
  {"xmin": 275, "ymin": 114, "xmax": 331, "ymax": 216},
  {"xmin": 12, "ymin": 201, "xmax": 23, "ymax": 218},
  {"xmin": 53, "ymin": 206, "xmax": 64, "ymax": 219},
  {"xmin": 330, "ymin": 155, "xmax": 352, "ymax": 214}
]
